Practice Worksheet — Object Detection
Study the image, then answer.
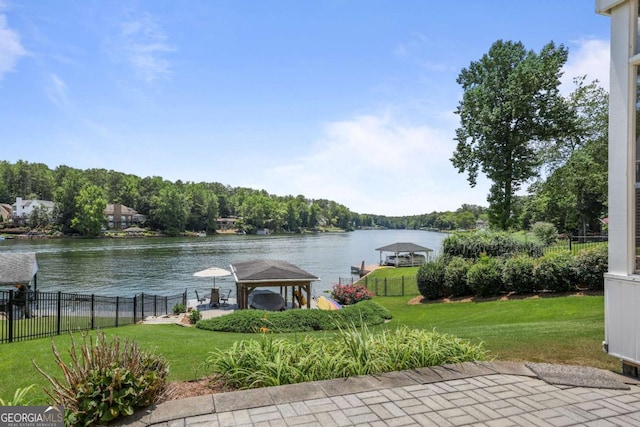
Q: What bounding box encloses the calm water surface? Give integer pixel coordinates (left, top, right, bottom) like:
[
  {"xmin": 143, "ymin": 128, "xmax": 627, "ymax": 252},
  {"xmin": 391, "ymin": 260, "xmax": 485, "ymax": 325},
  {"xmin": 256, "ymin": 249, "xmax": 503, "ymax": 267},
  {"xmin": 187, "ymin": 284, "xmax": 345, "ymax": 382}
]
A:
[{"xmin": 0, "ymin": 230, "xmax": 447, "ymax": 298}]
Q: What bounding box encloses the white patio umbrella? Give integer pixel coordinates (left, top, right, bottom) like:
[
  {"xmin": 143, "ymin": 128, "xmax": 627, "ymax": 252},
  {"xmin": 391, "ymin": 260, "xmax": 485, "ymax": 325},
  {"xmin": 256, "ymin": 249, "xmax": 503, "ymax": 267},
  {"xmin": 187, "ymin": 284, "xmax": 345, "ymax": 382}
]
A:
[{"xmin": 193, "ymin": 266, "xmax": 231, "ymax": 288}]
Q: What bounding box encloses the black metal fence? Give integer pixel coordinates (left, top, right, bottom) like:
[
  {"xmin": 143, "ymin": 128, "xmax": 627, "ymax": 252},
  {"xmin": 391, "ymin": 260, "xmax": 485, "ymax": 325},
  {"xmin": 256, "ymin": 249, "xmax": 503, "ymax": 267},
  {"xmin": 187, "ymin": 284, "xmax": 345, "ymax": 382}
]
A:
[
  {"xmin": 543, "ymin": 235, "xmax": 608, "ymax": 255},
  {"xmin": 339, "ymin": 275, "xmax": 419, "ymax": 297},
  {"xmin": 0, "ymin": 289, "xmax": 187, "ymax": 343}
]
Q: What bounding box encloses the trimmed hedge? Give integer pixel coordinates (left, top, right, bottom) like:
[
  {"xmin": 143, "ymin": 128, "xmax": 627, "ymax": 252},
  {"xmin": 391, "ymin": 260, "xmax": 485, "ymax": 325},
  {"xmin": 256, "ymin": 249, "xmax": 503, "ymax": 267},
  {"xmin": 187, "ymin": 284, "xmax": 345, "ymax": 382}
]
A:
[
  {"xmin": 573, "ymin": 245, "xmax": 608, "ymax": 291},
  {"xmin": 416, "ymin": 256, "xmax": 447, "ymax": 300},
  {"xmin": 502, "ymin": 255, "xmax": 536, "ymax": 294},
  {"xmin": 444, "ymin": 256, "xmax": 472, "ymax": 297},
  {"xmin": 417, "ymin": 243, "xmax": 607, "ymax": 300},
  {"xmin": 442, "ymin": 231, "xmax": 543, "ymax": 259},
  {"xmin": 196, "ymin": 300, "xmax": 392, "ymax": 333},
  {"xmin": 467, "ymin": 255, "xmax": 504, "ymax": 297},
  {"xmin": 535, "ymin": 252, "xmax": 575, "ymax": 292}
]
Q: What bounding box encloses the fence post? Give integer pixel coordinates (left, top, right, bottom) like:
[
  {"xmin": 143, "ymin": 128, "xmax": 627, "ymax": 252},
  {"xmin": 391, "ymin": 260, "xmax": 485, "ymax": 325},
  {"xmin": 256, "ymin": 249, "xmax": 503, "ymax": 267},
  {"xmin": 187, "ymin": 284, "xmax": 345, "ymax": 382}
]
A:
[
  {"xmin": 7, "ymin": 290, "xmax": 13, "ymax": 343},
  {"xmin": 133, "ymin": 295, "xmax": 138, "ymax": 324},
  {"xmin": 569, "ymin": 236, "xmax": 572, "ymax": 252},
  {"xmin": 56, "ymin": 292, "xmax": 62, "ymax": 336},
  {"xmin": 154, "ymin": 295, "xmax": 158, "ymax": 317},
  {"xmin": 384, "ymin": 278, "xmax": 387, "ymax": 296},
  {"xmin": 402, "ymin": 276, "xmax": 405, "ymax": 296},
  {"xmin": 91, "ymin": 294, "xmax": 95, "ymax": 330},
  {"xmin": 115, "ymin": 296, "xmax": 119, "ymax": 328},
  {"xmin": 375, "ymin": 278, "xmax": 378, "ymax": 296},
  {"xmin": 183, "ymin": 290, "xmax": 187, "ymax": 307},
  {"xmin": 141, "ymin": 293, "xmax": 145, "ymax": 319}
]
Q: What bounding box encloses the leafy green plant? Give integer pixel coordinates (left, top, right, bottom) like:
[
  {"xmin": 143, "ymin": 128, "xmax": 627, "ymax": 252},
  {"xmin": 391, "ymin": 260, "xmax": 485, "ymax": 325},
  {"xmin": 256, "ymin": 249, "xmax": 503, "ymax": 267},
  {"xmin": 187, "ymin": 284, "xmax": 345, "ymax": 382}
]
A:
[
  {"xmin": 442, "ymin": 231, "xmax": 543, "ymax": 259},
  {"xmin": 417, "ymin": 257, "xmax": 447, "ymax": 300},
  {"xmin": 531, "ymin": 222, "xmax": 558, "ymax": 246},
  {"xmin": 172, "ymin": 304, "xmax": 186, "ymax": 315},
  {"xmin": 444, "ymin": 256, "xmax": 472, "ymax": 297},
  {"xmin": 535, "ymin": 252, "xmax": 576, "ymax": 292},
  {"xmin": 189, "ymin": 310, "xmax": 202, "ymax": 324},
  {"xmin": 502, "ymin": 254, "xmax": 537, "ymax": 294},
  {"xmin": 573, "ymin": 245, "xmax": 608, "ymax": 290},
  {"xmin": 196, "ymin": 300, "xmax": 392, "ymax": 333},
  {"xmin": 330, "ymin": 284, "xmax": 373, "ymax": 305},
  {"xmin": 0, "ymin": 385, "xmax": 36, "ymax": 406},
  {"xmin": 467, "ymin": 255, "xmax": 504, "ymax": 297},
  {"xmin": 33, "ymin": 332, "xmax": 169, "ymax": 426}
]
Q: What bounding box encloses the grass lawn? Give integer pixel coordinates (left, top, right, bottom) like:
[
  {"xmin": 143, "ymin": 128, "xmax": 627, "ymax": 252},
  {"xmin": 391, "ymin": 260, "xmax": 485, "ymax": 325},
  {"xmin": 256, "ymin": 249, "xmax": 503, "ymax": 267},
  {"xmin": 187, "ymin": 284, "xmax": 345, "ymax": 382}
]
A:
[{"xmin": 0, "ymin": 293, "xmax": 617, "ymax": 405}]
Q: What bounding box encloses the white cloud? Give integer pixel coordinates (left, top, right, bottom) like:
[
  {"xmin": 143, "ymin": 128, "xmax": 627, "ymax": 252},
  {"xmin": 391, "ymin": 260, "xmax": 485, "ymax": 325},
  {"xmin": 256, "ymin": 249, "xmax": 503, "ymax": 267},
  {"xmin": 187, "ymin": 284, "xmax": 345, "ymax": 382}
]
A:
[
  {"xmin": 561, "ymin": 38, "xmax": 609, "ymax": 93},
  {"xmin": 45, "ymin": 73, "xmax": 68, "ymax": 108},
  {"xmin": 113, "ymin": 11, "xmax": 175, "ymax": 82},
  {"xmin": 0, "ymin": 12, "xmax": 28, "ymax": 79},
  {"xmin": 256, "ymin": 112, "xmax": 489, "ymax": 216}
]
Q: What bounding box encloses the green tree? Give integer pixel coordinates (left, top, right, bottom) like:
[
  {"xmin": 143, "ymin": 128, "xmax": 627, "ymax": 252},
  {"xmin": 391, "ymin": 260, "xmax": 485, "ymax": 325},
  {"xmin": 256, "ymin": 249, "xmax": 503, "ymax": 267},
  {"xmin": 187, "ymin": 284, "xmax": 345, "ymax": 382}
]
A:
[
  {"xmin": 71, "ymin": 185, "xmax": 107, "ymax": 236},
  {"xmin": 451, "ymin": 40, "xmax": 571, "ymax": 230},
  {"xmin": 53, "ymin": 168, "xmax": 88, "ymax": 234},
  {"xmin": 150, "ymin": 186, "xmax": 190, "ymax": 235}
]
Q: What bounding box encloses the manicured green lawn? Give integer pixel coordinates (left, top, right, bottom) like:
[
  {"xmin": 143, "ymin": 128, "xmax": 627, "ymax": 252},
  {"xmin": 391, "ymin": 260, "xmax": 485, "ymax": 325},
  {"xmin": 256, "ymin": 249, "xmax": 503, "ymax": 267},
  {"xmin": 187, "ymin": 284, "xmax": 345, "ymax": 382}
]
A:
[{"xmin": 0, "ymin": 293, "xmax": 616, "ymax": 405}]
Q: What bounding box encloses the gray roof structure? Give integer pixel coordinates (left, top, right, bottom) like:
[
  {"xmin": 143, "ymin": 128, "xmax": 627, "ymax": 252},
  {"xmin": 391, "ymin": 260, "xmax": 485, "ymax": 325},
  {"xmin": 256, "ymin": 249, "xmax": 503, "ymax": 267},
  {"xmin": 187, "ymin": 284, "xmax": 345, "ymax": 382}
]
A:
[
  {"xmin": 0, "ymin": 252, "xmax": 38, "ymax": 286},
  {"xmin": 375, "ymin": 242, "xmax": 433, "ymax": 253},
  {"xmin": 231, "ymin": 259, "xmax": 319, "ymax": 283}
]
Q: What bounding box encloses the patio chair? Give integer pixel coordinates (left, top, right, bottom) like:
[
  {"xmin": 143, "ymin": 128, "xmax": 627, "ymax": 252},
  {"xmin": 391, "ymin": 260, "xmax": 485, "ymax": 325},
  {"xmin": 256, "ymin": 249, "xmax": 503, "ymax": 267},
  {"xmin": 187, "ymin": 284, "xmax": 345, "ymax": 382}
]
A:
[
  {"xmin": 220, "ymin": 289, "xmax": 231, "ymax": 307},
  {"xmin": 195, "ymin": 290, "xmax": 207, "ymax": 305}
]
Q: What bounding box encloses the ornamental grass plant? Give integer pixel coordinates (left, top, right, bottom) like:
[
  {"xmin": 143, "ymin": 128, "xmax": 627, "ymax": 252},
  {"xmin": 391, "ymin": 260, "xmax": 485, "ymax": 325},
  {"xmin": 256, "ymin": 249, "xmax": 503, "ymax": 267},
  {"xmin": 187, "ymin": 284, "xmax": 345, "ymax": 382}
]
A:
[{"xmin": 203, "ymin": 322, "xmax": 487, "ymax": 389}]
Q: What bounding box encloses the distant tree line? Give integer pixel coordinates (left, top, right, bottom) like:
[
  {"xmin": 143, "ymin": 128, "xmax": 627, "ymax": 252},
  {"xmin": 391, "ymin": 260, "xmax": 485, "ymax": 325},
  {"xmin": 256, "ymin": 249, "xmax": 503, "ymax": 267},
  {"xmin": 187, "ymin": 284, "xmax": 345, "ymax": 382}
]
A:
[{"xmin": 0, "ymin": 161, "xmax": 365, "ymax": 236}]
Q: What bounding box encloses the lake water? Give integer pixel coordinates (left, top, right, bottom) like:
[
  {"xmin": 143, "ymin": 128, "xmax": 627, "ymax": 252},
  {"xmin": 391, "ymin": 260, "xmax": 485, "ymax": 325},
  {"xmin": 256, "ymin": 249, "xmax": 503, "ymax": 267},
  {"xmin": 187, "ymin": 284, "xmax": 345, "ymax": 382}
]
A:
[{"xmin": 0, "ymin": 230, "xmax": 447, "ymax": 298}]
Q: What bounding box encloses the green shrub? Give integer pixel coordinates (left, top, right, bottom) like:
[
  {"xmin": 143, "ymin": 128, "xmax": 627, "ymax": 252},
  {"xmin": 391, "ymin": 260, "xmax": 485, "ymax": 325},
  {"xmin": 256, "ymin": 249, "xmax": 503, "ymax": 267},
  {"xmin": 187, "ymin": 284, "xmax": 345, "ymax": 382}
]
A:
[
  {"xmin": 189, "ymin": 310, "xmax": 202, "ymax": 324},
  {"xmin": 417, "ymin": 257, "xmax": 447, "ymax": 300},
  {"xmin": 34, "ymin": 333, "xmax": 169, "ymax": 426},
  {"xmin": 531, "ymin": 222, "xmax": 558, "ymax": 246},
  {"xmin": 467, "ymin": 255, "xmax": 504, "ymax": 297},
  {"xmin": 573, "ymin": 245, "xmax": 608, "ymax": 291},
  {"xmin": 443, "ymin": 231, "xmax": 543, "ymax": 259},
  {"xmin": 444, "ymin": 256, "xmax": 472, "ymax": 297},
  {"xmin": 502, "ymin": 255, "xmax": 537, "ymax": 294},
  {"xmin": 196, "ymin": 300, "xmax": 392, "ymax": 333},
  {"xmin": 203, "ymin": 323, "xmax": 487, "ymax": 389},
  {"xmin": 535, "ymin": 252, "xmax": 575, "ymax": 292},
  {"xmin": 172, "ymin": 303, "xmax": 186, "ymax": 315},
  {"xmin": 331, "ymin": 284, "xmax": 373, "ymax": 305}
]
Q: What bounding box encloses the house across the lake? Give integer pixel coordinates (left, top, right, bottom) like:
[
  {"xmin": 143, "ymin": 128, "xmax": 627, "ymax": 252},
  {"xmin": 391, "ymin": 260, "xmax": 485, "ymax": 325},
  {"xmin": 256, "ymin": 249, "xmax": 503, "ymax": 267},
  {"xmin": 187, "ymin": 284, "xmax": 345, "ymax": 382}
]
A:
[{"xmin": 104, "ymin": 204, "xmax": 146, "ymax": 230}]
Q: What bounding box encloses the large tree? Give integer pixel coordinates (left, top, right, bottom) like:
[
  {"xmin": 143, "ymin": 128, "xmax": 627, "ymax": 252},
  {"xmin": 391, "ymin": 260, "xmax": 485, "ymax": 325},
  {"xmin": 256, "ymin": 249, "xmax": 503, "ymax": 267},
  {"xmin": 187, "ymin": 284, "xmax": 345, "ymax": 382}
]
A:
[
  {"xmin": 71, "ymin": 185, "xmax": 107, "ymax": 236},
  {"xmin": 451, "ymin": 40, "xmax": 571, "ymax": 230}
]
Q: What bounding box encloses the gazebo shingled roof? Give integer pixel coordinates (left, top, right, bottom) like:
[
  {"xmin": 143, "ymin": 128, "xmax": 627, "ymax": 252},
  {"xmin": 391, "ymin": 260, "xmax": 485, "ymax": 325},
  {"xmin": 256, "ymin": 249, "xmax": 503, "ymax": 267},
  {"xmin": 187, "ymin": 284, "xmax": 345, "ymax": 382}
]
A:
[{"xmin": 0, "ymin": 252, "xmax": 39, "ymax": 287}]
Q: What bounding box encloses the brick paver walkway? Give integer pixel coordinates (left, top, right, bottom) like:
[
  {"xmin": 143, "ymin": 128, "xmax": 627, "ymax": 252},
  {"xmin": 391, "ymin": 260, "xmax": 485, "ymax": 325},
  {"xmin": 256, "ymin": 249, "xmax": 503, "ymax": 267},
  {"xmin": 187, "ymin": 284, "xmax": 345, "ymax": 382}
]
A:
[{"xmin": 119, "ymin": 362, "xmax": 640, "ymax": 427}]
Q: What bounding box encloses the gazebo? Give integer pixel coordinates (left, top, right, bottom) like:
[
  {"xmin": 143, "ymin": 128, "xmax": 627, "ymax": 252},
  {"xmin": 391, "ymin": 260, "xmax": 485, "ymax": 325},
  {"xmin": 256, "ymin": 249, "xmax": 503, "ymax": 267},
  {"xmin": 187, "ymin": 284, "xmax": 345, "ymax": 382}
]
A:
[
  {"xmin": 230, "ymin": 259, "xmax": 319, "ymax": 310},
  {"xmin": 0, "ymin": 252, "xmax": 39, "ymax": 291},
  {"xmin": 375, "ymin": 242, "xmax": 432, "ymax": 267}
]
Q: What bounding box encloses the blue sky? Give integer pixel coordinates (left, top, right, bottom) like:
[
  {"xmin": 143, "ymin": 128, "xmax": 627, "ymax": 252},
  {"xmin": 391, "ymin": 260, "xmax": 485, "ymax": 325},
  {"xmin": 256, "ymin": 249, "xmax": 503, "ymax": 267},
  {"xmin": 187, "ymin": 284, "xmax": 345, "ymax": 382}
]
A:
[{"xmin": 0, "ymin": 1, "xmax": 610, "ymax": 216}]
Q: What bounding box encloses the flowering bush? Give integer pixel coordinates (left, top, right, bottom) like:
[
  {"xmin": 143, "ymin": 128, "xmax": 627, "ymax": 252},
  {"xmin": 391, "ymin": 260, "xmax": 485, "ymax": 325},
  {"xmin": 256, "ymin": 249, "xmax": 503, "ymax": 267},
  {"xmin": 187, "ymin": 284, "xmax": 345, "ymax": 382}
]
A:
[{"xmin": 330, "ymin": 284, "xmax": 373, "ymax": 305}]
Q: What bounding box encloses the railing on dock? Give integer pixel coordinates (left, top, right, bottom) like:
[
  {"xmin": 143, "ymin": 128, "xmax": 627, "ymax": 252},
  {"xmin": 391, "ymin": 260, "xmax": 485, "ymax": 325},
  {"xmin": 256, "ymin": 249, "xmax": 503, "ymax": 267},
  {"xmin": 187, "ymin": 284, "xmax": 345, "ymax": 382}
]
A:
[{"xmin": 0, "ymin": 289, "xmax": 187, "ymax": 344}]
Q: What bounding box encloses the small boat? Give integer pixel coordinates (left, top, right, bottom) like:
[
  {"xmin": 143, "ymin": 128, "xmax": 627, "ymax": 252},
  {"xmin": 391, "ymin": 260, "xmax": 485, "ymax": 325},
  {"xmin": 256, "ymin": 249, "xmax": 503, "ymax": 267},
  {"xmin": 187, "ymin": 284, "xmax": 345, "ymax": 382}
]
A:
[
  {"xmin": 384, "ymin": 253, "xmax": 426, "ymax": 267},
  {"xmin": 317, "ymin": 295, "xmax": 342, "ymax": 310},
  {"xmin": 248, "ymin": 289, "xmax": 285, "ymax": 311},
  {"xmin": 196, "ymin": 231, "xmax": 206, "ymax": 237}
]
